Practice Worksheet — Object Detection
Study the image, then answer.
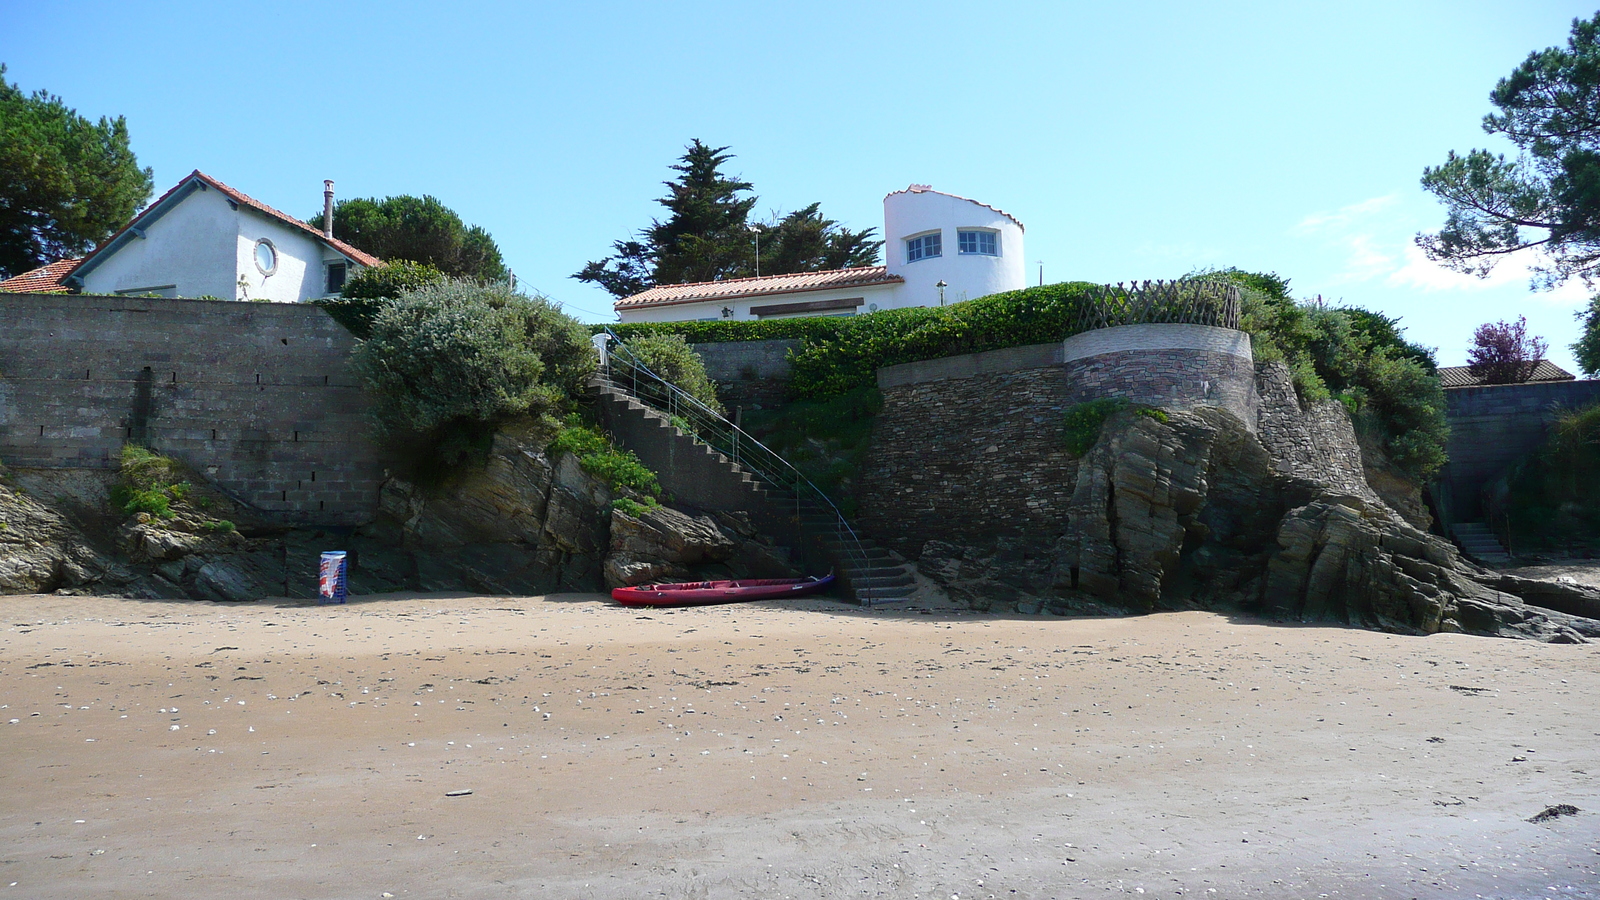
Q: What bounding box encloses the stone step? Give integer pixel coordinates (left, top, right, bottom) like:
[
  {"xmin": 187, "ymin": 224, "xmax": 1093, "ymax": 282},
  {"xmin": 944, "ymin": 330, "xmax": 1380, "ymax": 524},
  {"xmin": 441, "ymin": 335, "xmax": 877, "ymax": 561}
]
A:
[
  {"xmin": 842, "ymin": 565, "xmax": 910, "ymax": 579},
  {"xmin": 846, "ymin": 572, "xmax": 916, "ymax": 589}
]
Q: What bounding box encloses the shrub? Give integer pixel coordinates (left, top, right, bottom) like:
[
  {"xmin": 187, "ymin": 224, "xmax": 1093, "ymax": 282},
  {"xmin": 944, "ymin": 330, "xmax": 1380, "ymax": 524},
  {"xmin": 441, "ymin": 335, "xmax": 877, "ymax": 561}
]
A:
[
  {"xmin": 600, "ymin": 318, "xmax": 851, "ymax": 345},
  {"xmin": 622, "ymin": 332, "xmax": 725, "ymax": 414},
  {"xmin": 315, "ymin": 261, "xmax": 446, "ymax": 339},
  {"xmin": 785, "ymin": 281, "xmax": 1103, "ymax": 398},
  {"xmin": 1206, "ymin": 268, "xmax": 1448, "ymax": 481},
  {"xmin": 1062, "ymin": 398, "xmax": 1129, "ymax": 456},
  {"xmin": 110, "ymin": 445, "xmax": 188, "ymax": 519},
  {"xmin": 548, "ymin": 418, "xmax": 660, "ymax": 496},
  {"xmin": 1468, "ymin": 315, "xmax": 1549, "ymax": 384},
  {"xmin": 353, "ymin": 279, "xmax": 594, "ymax": 475},
  {"xmin": 200, "ymin": 519, "xmax": 236, "ymax": 533},
  {"xmin": 610, "ymin": 497, "xmax": 661, "ymax": 517}
]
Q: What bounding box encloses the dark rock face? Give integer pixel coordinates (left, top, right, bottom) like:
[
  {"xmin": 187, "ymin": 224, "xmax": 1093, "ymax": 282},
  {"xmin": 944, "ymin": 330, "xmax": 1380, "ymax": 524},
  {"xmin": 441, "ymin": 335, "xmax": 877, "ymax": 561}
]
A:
[
  {"xmin": 2, "ymin": 418, "xmax": 796, "ymax": 602},
  {"xmin": 380, "ymin": 421, "xmax": 613, "ymax": 595},
  {"xmin": 0, "ymin": 476, "xmax": 115, "ymax": 593},
  {"xmin": 916, "ymin": 407, "xmax": 1600, "ymax": 642}
]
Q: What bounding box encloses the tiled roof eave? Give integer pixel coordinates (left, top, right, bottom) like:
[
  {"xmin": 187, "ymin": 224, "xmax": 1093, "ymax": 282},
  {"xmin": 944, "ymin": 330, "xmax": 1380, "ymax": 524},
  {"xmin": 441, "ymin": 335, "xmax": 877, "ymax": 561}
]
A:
[{"xmin": 620, "ymin": 276, "xmax": 901, "ymax": 310}]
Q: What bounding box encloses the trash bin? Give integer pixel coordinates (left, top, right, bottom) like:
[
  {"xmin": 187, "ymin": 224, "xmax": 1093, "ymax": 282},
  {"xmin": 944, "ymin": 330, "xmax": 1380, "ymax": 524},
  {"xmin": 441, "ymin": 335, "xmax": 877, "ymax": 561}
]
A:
[{"xmin": 318, "ymin": 551, "xmax": 349, "ymax": 604}]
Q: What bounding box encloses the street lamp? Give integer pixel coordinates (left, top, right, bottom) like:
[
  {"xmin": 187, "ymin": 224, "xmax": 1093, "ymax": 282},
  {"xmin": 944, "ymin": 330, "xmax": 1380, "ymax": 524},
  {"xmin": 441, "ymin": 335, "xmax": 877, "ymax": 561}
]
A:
[
  {"xmin": 936, "ymin": 280, "xmax": 947, "ymax": 307},
  {"xmin": 748, "ymin": 224, "xmax": 761, "ymax": 277}
]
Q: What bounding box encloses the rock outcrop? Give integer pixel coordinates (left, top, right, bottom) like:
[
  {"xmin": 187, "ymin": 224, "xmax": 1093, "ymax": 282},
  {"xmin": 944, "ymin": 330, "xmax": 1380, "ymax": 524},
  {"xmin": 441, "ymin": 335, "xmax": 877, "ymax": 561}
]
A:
[
  {"xmin": 0, "ymin": 472, "xmax": 115, "ymax": 594},
  {"xmin": 918, "ymin": 407, "xmax": 1600, "ymax": 642},
  {"xmin": 1, "ymin": 418, "xmax": 797, "ymax": 602}
]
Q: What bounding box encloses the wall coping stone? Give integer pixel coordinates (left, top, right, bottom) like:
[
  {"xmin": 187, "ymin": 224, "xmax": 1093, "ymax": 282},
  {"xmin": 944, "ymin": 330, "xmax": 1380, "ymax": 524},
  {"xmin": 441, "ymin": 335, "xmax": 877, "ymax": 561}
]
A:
[
  {"xmin": 877, "ymin": 342, "xmax": 1060, "ymax": 388},
  {"xmin": 1060, "ymin": 323, "xmax": 1253, "ymax": 364},
  {"xmin": 876, "ymin": 324, "xmax": 1255, "ymax": 389}
]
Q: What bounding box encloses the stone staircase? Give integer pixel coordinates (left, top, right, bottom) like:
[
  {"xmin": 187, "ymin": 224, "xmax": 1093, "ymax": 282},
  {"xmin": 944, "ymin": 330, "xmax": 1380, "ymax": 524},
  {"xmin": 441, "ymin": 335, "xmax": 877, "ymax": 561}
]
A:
[
  {"xmin": 592, "ymin": 375, "xmax": 915, "ymax": 605},
  {"xmin": 795, "ymin": 499, "xmax": 917, "ymax": 604},
  {"xmin": 1451, "ymin": 521, "xmax": 1513, "ymax": 567}
]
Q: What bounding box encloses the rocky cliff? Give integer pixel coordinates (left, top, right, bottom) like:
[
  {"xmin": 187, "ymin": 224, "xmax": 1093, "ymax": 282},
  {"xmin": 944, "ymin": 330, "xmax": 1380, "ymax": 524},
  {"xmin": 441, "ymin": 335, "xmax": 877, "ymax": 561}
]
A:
[
  {"xmin": 916, "ymin": 401, "xmax": 1600, "ymax": 642},
  {"xmin": 0, "ymin": 419, "xmax": 794, "ymax": 602}
]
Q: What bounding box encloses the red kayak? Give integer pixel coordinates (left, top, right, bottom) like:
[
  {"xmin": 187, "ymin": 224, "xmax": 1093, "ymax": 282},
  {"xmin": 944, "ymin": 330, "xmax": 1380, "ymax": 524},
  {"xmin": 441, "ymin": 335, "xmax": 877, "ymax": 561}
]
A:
[{"xmin": 612, "ymin": 574, "xmax": 835, "ymax": 607}]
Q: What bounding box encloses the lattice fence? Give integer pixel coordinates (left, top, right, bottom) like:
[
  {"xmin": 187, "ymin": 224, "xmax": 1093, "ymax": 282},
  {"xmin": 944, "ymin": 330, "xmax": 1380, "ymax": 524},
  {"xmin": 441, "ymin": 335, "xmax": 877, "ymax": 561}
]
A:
[{"xmin": 1074, "ymin": 279, "xmax": 1240, "ymax": 332}]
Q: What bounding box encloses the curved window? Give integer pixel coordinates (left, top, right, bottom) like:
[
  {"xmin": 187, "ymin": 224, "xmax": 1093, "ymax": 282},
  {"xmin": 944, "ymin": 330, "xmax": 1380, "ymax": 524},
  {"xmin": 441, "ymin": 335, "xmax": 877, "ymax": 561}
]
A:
[
  {"xmin": 253, "ymin": 239, "xmax": 278, "ymax": 276},
  {"xmin": 906, "ymin": 231, "xmax": 941, "ymax": 263},
  {"xmin": 958, "ymin": 229, "xmax": 999, "ymax": 256}
]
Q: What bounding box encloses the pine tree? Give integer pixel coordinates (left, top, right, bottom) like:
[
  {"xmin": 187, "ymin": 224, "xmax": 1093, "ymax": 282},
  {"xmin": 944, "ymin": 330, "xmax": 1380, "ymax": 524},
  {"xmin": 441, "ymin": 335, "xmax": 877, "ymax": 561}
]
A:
[{"xmin": 574, "ymin": 141, "xmax": 881, "ymax": 298}]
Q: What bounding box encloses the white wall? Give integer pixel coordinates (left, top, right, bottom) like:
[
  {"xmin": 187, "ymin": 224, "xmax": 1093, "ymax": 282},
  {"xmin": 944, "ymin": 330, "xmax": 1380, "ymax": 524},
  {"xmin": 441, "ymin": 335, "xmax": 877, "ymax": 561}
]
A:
[
  {"xmin": 235, "ymin": 214, "xmax": 340, "ymax": 303},
  {"xmin": 80, "ymin": 182, "xmax": 355, "ymax": 302},
  {"xmin": 618, "ymin": 282, "xmax": 899, "ymax": 323},
  {"xmin": 79, "ymin": 186, "xmax": 238, "ymax": 299},
  {"xmin": 882, "ymin": 189, "xmax": 1025, "ymax": 309}
]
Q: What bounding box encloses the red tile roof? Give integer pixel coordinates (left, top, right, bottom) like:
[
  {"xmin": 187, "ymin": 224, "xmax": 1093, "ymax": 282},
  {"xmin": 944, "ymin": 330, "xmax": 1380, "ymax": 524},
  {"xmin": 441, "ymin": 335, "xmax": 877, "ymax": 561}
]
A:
[
  {"xmin": 1438, "ymin": 361, "xmax": 1576, "ymax": 388},
  {"xmin": 616, "ymin": 266, "xmax": 903, "ymax": 310},
  {"xmin": 0, "ymin": 257, "xmax": 81, "ymax": 294},
  {"xmin": 884, "ymin": 184, "xmax": 1025, "ymax": 231},
  {"xmin": 191, "ymin": 171, "xmax": 382, "ymax": 268}
]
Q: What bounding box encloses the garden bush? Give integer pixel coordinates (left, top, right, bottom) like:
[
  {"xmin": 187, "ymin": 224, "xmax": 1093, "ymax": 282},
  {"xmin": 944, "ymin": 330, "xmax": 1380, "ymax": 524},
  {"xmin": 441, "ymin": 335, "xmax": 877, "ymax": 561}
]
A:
[
  {"xmin": 548, "ymin": 417, "xmax": 660, "ymax": 497},
  {"xmin": 354, "ymin": 279, "xmax": 594, "ymax": 477},
  {"xmin": 1207, "ymin": 268, "xmax": 1448, "ymax": 481},
  {"xmin": 110, "ymin": 445, "xmax": 189, "ymax": 519},
  {"xmin": 621, "ymin": 332, "xmax": 725, "ymax": 414},
  {"xmin": 785, "ymin": 281, "xmax": 1103, "ymax": 398},
  {"xmin": 314, "ymin": 261, "xmax": 446, "ymax": 339}
]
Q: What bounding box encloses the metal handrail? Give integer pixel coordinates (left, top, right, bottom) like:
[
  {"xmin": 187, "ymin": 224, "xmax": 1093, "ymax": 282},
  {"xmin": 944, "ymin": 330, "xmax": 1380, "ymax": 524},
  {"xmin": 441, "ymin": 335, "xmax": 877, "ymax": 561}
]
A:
[{"xmin": 596, "ymin": 326, "xmax": 885, "ymax": 602}]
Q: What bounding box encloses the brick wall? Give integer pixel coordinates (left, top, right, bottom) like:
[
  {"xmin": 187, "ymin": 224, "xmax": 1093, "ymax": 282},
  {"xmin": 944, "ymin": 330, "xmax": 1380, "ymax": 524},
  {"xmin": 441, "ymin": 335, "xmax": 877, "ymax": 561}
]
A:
[{"xmin": 0, "ymin": 294, "xmax": 382, "ymax": 525}]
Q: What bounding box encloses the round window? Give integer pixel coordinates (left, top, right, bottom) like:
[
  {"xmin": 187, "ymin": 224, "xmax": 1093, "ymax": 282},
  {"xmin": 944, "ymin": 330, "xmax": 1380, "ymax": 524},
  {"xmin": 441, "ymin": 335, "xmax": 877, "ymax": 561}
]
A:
[{"xmin": 254, "ymin": 239, "xmax": 278, "ymax": 276}]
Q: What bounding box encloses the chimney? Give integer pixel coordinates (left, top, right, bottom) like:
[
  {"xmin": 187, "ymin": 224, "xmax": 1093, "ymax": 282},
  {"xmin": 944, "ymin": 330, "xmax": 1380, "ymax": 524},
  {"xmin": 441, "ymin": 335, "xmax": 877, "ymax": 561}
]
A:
[{"xmin": 322, "ymin": 180, "xmax": 335, "ymax": 240}]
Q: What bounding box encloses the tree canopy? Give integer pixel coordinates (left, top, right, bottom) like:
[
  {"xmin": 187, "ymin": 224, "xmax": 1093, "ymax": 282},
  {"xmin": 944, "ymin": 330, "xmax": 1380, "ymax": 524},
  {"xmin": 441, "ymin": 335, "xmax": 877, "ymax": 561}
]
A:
[
  {"xmin": 0, "ymin": 65, "xmax": 153, "ymax": 279},
  {"xmin": 1468, "ymin": 315, "xmax": 1549, "ymax": 384},
  {"xmin": 1417, "ymin": 13, "xmax": 1600, "ymax": 288},
  {"xmin": 1574, "ymin": 295, "xmax": 1600, "ymax": 375},
  {"xmin": 309, "ymin": 194, "xmax": 506, "ymax": 282},
  {"xmin": 573, "ymin": 140, "xmax": 882, "ymax": 298}
]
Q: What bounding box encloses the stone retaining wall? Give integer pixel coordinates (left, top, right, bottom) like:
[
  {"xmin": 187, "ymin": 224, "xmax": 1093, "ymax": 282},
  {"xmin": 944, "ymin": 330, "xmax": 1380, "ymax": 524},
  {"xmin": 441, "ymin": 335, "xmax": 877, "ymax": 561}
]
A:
[
  {"xmin": 857, "ymin": 324, "xmax": 1264, "ymax": 555},
  {"xmin": 0, "ymin": 293, "xmax": 382, "ymax": 525}
]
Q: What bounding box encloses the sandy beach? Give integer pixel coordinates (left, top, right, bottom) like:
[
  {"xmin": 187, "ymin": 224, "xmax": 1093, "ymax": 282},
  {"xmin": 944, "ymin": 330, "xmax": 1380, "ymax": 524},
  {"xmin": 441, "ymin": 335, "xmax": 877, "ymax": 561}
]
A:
[{"xmin": 2, "ymin": 592, "xmax": 1598, "ymax": 899}]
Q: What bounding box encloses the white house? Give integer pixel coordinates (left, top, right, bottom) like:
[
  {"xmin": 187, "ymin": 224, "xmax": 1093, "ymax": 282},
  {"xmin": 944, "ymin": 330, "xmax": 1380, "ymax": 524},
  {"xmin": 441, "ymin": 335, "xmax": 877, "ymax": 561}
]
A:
[
  {"xmin": 614, "ymin": 185, "xmax": 1026, "ymax": 322},
  {"xmin": 0, "ymin": 171, "xmax": 379, "ymax": 301}
]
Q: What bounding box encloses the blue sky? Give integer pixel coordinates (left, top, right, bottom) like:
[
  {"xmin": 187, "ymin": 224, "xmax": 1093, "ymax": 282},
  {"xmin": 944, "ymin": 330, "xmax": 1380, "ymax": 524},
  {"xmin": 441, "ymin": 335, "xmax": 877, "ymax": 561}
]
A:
[{"xmin": 3, "ymin": 1, "xmax": 1596, "ymax": 370}]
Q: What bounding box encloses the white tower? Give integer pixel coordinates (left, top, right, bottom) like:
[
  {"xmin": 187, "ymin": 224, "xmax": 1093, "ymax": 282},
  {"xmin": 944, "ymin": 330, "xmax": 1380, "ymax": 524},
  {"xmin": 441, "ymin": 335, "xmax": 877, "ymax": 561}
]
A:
[{"xmin": 882, "ymin": 185, "xmax": 1026, "ymax": 309}]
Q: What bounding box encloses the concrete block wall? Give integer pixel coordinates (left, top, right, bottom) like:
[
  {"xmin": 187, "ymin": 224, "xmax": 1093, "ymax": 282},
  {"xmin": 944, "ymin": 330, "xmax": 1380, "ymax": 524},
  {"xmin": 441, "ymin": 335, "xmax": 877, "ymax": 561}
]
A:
[
  {"xmin": 0, "ymin": 293, "xmax": 383, "ymax": 525},
  {"xmin": 690, "ymin": 339, "xmax": 800, "ymax": 409},
  {"xmin": 1442, "ymin": 379, "xmax": 1600, "ymax": 520}
]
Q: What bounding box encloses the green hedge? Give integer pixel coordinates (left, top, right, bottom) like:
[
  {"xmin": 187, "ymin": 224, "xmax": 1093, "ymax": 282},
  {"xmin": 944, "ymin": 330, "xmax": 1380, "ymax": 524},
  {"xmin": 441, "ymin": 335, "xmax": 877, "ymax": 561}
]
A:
[
  {"xmin": 784, "ymin": 282, "xmax": 1103, "ymax": 397},
  {"xmin": 596, "ymin": 318, "xmax": 851, "ymax": 344}
]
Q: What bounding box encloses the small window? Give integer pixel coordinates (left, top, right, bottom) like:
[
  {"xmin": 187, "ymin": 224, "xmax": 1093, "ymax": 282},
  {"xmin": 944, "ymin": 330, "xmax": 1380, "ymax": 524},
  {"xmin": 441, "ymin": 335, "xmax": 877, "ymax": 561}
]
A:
[
  {"xmin": 254, "ymin": 239, "xmax": 278, "ymax": 276},
  {"xmin": 325, "ymin": 262, "xmax": 348, "ymax": 294},
  {"xmin": 958, "ymin": 230, "xmax": 999, "ymax": 256},
  {"xmin": 906, "ymin": 231, "xmax": 941, "ymax": 263}
]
